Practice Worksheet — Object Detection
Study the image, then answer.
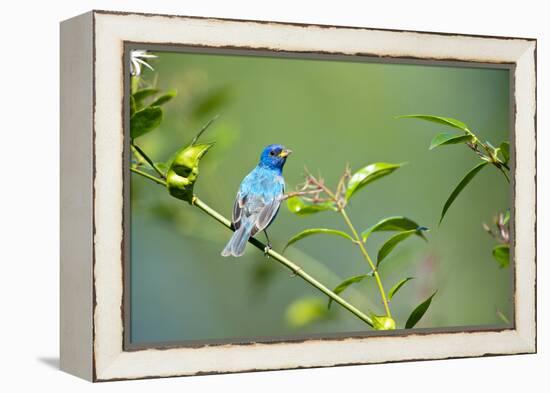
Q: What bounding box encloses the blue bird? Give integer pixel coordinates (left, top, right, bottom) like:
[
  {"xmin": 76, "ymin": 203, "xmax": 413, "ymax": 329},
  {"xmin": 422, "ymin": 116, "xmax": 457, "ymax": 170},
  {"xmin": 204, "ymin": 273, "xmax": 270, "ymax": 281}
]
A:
[{"xmin": 221, "ymin": 144, "xmax": 292, "ymax": 257}]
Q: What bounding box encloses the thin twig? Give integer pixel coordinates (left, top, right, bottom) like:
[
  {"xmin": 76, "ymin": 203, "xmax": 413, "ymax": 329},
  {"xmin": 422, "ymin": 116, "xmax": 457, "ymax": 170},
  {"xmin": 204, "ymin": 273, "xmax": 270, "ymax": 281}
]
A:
[
  {"xmin": 281, "ymin": 188, "xmax": 324, "ymax": 201},
  {"xmin": 304, "ymin": 168, "xmax": 337, "ymax": 200},
  {"xmin": 191, "ymin": 114, "xmax": 220, "ymax": 145},
  {"xmin": 131, "ymin": 143, "xmax": 166, "ymax": 179},
  {"xmin": 482, "ymin": 222, "xmax": 497, "ymax": 239},
  {"xmin": 130, "ymin": 167, "xmax": 166, "ymax": 186}
]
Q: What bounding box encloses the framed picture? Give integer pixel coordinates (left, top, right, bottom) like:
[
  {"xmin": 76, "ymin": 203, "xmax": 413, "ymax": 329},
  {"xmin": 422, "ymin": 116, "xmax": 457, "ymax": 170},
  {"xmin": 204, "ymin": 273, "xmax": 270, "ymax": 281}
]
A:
[{"xmin": 60, "ymin": 10, "xmax": 536, "ymax": 381}]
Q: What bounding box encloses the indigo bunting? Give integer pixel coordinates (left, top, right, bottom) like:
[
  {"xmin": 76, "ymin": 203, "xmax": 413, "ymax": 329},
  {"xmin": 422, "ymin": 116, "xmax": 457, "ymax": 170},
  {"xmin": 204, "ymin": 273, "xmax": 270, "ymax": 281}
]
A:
[{"xmin": 221, "ymin": 144, "xmax": 292, "ymax": 257}]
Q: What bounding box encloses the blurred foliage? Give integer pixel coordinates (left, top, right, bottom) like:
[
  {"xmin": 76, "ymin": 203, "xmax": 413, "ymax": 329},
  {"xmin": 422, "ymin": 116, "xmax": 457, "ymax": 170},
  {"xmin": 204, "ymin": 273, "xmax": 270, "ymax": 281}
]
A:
[
  {"xmin": 483, "ymin": 211, "xmax": 511, "ymax": 269},
  {"xmin": 286, "ymin": 297, "xmax": 332, "ymax": 328}
]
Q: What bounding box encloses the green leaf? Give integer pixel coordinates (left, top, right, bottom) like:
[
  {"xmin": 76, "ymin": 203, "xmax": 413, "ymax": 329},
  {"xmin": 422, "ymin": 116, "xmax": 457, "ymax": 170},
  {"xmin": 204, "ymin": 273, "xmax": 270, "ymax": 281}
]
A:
[
  {"xmin": 492, "ymin": 244, "xmax": 510, "ymax": 268},
  {"xmin": 397, "ymin": 114, "xmax": 470, "ymax": 132},
  {"xmin": 503, "ymin": 210, "xmax": 510, "ymax": 225},
  {"xmin": 362, "ymin": 216, "xmax": 426, "ymax": 241},
  {"xmin": 130, "ymin": 95, "xmax": 136, "ymax": 117},
  {"xmin": 133, "ymin": 88, "xmax": 160, "ymax": 107},
  {"xmin": 377, "ymin": 228, "xmax": 427, "ymax": 267},
  {"xmin": 327, "ymin": 274, "xmax": 370, "ymax": 309},
  {"xmin": 346, "ymin": 163, "xmax": 403, "ymax": 201},
  {"xmin": 192, "ymin": 87, "xmax": 230, "ymax": 118},
  {"xmin": 151, "ymin": 89, "xmax": 177, "ymax": 106},
  {"xmin": 130, "ymin": 106, "xmax": 163, "ymax": 138},
  {"xmin": 131, "ymin": 75, "xmax": 140, "ymax": 94},
  {"xmin": 405, "ymin": 291, "xmax": 437, "ymax": 329},
  {"xmin": 499, "ymin": 141, "xmax": 510, "ymax": 164},
  {"xmin": 286, "ymin": 196, "xmax": 336, "ymax": 216},
  {"xmin": 429, "ymin": 132, "xmax": 473, "ymax": 150},
  {"xmin": 439, "ymin": 161, "xmax": 489, "ymax": 224},
  {"xmin": 286, "ymin": 297, "xmax": 330, "ymax": 328},
  {"xmin": 284, "ymin": 228, "xmax": 353, "ymax": 252},
  {"xmin": 371, "ymin": 314, "xmax": 396, "ymax": 330},
  {"xmin": 388, "ymin": 277, "xmax": 414, "ymax": 301}
]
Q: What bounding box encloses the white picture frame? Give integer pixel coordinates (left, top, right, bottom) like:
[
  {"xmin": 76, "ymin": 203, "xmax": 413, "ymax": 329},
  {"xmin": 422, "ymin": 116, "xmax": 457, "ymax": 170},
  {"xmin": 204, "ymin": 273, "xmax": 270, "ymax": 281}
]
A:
[{"xmin": 60, "ymin": 10, "xmax": 536, "ymax": 381}]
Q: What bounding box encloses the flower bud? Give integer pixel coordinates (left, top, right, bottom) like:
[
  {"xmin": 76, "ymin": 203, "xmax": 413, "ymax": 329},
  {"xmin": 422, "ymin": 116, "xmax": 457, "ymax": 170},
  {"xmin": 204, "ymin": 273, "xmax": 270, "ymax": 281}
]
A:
[
  {"xmin": 166, "ymin": 143, "xmax": 214, "ymax": 203},
  {"xmin": 371, "ymin": 314, "xmax": 396, "ymax": 330}
]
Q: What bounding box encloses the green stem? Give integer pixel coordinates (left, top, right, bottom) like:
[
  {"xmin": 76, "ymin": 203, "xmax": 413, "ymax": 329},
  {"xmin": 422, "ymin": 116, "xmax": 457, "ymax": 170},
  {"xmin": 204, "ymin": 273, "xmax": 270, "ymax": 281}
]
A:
[
  {"xmin": 495, "ymin": 165, "xmax": 510, "ymax": 183},
  {"xmin": 340, "ymin": 208, "xmax": 392, "ymax": 318},
  {"xmin": 130, "ymin": 167, "xmax": 166, "ymax": 186},
  {"xmin": 129, "ymin": 169, "xmax": 374, "ymax": 327},
  {"xmin": 131, "ymin": 75, "xmax": 140, "ymax": 93},
  {"xmin": 131, "ymin": 142, "xmax": 166, "ymax": 179}
]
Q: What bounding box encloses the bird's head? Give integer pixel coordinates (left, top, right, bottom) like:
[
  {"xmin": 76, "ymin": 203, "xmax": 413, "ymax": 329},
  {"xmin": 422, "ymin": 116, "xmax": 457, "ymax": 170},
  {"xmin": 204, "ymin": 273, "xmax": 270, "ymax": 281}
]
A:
[{"xmin": 259, "ymin": 144, "xmax": 292, "ymax": 171}]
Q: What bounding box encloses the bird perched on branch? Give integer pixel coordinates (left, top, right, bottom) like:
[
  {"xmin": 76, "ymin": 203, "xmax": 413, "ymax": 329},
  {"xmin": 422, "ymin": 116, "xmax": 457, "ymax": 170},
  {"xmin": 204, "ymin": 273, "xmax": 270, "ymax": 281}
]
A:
[{"xmin": 221, "ymin": 144, "xmax": 292, "ymax": 257}]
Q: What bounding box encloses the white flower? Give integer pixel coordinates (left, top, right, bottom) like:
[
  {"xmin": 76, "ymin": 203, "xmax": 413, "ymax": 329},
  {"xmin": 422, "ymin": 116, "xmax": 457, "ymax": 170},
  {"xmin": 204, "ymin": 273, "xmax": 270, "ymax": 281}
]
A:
[{"xmin": 130, "ymin": 50, "xmax": 157, "ymax": 76}]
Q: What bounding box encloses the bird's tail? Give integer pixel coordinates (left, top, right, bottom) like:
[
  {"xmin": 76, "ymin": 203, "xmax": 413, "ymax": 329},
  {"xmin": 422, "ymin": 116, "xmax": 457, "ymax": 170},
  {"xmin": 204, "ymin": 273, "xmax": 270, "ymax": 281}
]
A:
[{"xmin": 221, "ymin": 221, "xmax": 253, "ymax": 257}]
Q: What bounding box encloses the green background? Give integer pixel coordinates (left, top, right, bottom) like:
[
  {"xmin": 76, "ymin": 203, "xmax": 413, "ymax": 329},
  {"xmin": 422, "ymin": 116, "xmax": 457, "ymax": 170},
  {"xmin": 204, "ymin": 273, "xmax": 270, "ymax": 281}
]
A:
[{"xmin": 130, "ymin": 50, "xmax": 512, "ymax": 345}]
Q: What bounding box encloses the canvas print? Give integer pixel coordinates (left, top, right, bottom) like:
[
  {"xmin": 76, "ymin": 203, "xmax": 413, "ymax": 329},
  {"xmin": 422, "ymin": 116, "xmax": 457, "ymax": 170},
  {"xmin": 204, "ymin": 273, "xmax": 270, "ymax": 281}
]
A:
[{"xmin": 127, "ymin": 48, "xmax": 512, "ymax": 346}]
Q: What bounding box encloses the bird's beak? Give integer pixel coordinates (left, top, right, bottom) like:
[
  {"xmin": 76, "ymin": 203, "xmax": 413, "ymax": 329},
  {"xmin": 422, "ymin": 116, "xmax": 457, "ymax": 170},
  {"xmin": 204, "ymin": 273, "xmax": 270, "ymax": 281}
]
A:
[{"xmin": 279, "ymin": 148, "xmax": 292, "ymax": 158}]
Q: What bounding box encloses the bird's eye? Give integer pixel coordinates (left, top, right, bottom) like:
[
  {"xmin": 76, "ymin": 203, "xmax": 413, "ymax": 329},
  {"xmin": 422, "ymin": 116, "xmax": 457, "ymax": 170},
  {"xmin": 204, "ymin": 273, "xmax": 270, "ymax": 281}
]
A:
[{"xmin": 270, "ymin": 150, "xmax": 276, "ymax": 156}]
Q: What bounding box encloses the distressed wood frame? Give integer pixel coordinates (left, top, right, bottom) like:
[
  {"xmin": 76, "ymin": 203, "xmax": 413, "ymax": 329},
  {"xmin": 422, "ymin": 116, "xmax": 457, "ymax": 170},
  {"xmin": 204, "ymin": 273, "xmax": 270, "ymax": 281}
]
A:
[{"xmin": 60, "ymin": 10, "xmax": 537, "ymax": 382}]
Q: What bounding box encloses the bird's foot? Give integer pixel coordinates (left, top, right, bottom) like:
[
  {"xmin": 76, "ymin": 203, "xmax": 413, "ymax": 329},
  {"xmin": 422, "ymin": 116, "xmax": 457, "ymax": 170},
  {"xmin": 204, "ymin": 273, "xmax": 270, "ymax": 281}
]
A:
[{"xmin": 263, "ymin": 244, "xmax": 272, "ymax": 257}]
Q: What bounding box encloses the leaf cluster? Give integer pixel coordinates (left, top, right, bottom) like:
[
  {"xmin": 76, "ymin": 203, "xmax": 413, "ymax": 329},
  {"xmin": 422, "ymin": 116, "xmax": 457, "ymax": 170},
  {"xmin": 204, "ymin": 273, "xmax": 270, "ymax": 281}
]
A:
[
  {"xmin": 398, "ymin": 115, "xmax": 510, "ymax": 224},
  {"xmin": 130, "ymin": 86, "xmax": 177, "ymax": 139},
  {"xmin": 129, "ymin": 74, "xmax": 221, "ymax": 203},
  {"xmin": 284, "ymin": 163, "xmax": 436, "ymax": 330}
]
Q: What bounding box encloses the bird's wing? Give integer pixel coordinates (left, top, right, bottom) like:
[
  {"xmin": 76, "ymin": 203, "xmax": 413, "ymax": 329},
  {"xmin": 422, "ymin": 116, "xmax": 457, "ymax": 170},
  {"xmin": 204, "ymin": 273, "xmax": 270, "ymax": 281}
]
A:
[
  {"xmin": 232, "ymin": 169, "xmax": 258, "ymax": 230},
  {"xmin": 250, "ymin": 197, "xmax": 281, "ymax": 237},
  {"xmin": 250, "ymin": 175, "xmax": 284, "ymax": 236},
  {"xmin": 232, "ymin": 193, "xmax": 246, "ymax": 231}
]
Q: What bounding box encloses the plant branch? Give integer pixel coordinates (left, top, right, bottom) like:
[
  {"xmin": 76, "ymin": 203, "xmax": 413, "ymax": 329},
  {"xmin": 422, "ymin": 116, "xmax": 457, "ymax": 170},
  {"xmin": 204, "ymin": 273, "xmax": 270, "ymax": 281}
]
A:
[
  {"xmin": 282, "ymin": 188, "xmax": 324, "ymax": 201},
  {"xmin": 130, "ymin": 168, "xmax": 374, "ymax": 327},
  {"xmin": 303, "ymin": 168, "xmax": 337, "ymax": 200},
  {"xmin": 131, "ymin": 142, "xmax": 166, "ymax": 179},
  {"xmin": 130, "ymin": 167, "xmax": 166, "ymax": 186},
  {"xmin": 289, "ymin": 167, "xmax": 392, "ymax": 318},
  {"xmin": 193, "ymin": 196, "xmax": 373, "ymax": 326},
  {"xmin": 466, "ymin": 139, "xmax": 510, "ymax": 183}
]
